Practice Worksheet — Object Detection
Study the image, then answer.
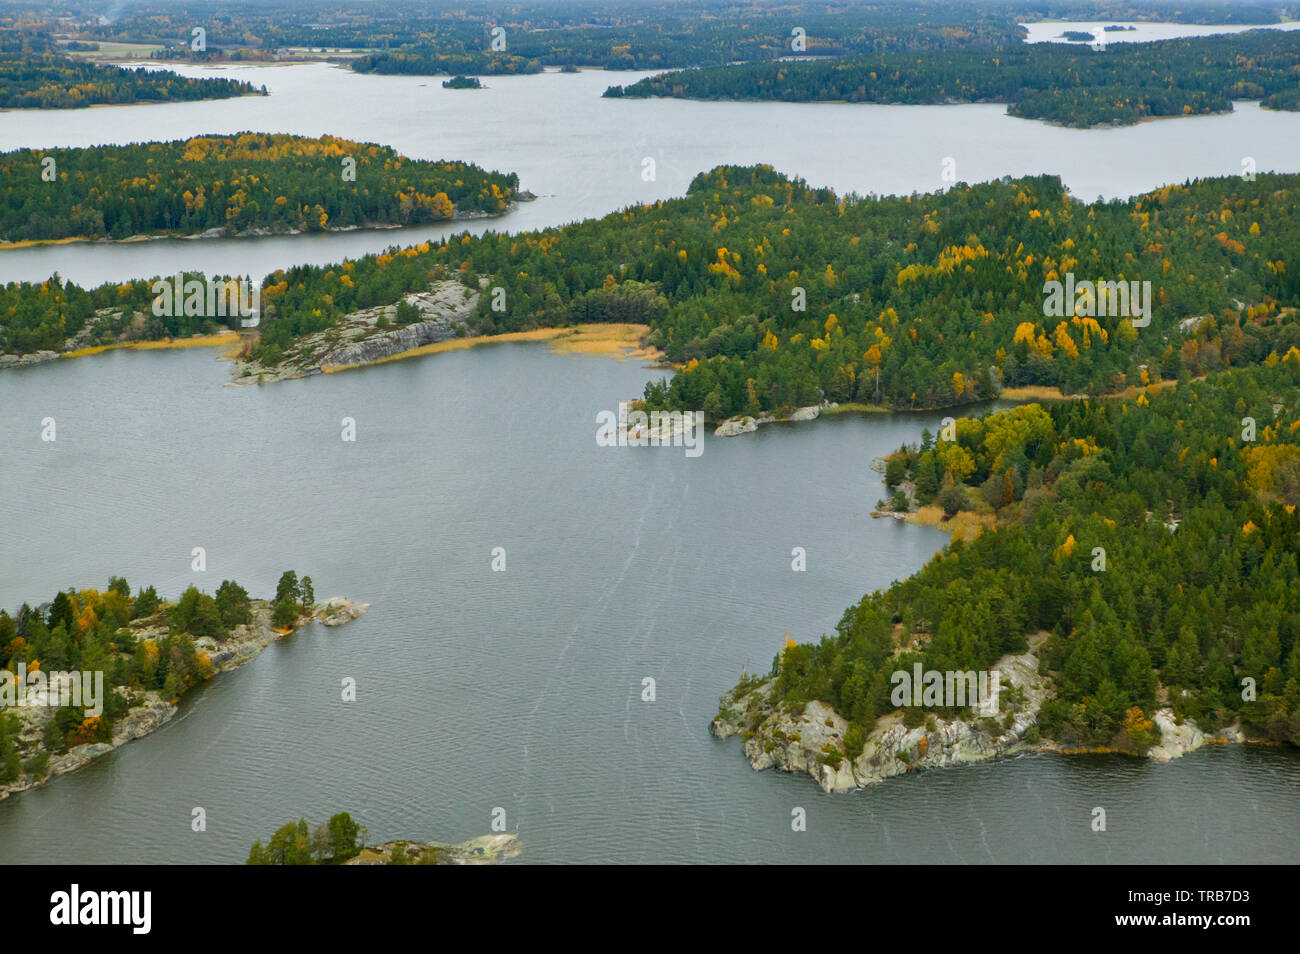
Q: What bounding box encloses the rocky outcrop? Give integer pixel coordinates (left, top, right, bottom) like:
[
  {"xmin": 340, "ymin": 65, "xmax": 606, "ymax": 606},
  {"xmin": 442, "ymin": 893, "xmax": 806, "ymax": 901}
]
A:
[
  {"xmin": 317, "ymin": 597, "xmax": 370, "ymax": 627},
  {"xmin": 1147, "ymin": 708, "xmax": 1204, "ymax": 761},
  {"xmin": 0, "ymin": 350, "xmax": 60, "ymax": 369},
  {"xmin": 714, "ymin": 416, "xmax": 758, "ymax": 437},
  {"xmin": 231, "ymin": 279, "xmax": 480, "ymax": 384},
  {"xmin": 712, "ymin": 401, "xmax": 838, "ymax": 437},
  {"xmin": 347, "ymin": 834, "xmax": 522, "ymax": 865},
  {"xmin": 1147, "ymin": 708, "xmax": 1244, "ymax": 761},
  {"xmin": 2, "ymin": 691, "xmax": 178, "ymax": 800},
  {"xmin": 713, "ymin": 644, "xmax": 1053, "ymax": 792},
  {"xmin": 321, "ymin": 315, "xmax": 459, "ymax": 368},
  {"xmin": 715, "ymin": 640, "xmax": 1267, "ymax": 791}
]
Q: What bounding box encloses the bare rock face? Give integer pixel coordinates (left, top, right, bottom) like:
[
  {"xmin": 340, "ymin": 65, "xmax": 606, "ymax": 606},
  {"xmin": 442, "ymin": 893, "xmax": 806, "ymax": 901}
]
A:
[
  {"xmin": 0, "ymin": 350, "xmax": 59, "ymax": 369},
  {"xmin": 316, "ymin": 597, "xmax": 370, "ymax": 627},
  {"xmin": 440, "ymin": 834, "xmax": 523, "ymax": 865},
  {"xmin": 716, "ymin": 644, "xmax": 1053, "ymax": 792},
  {"xmin": 231, "ymin": 280, "xmax": 479, "ymax": 383},
  {"xmin": 111, "ymin": 695, "xmax": 177, "ymax": 743},
  {"xmin": 714, "ymin": 416, "xmax": 758, "ymax": 437}
]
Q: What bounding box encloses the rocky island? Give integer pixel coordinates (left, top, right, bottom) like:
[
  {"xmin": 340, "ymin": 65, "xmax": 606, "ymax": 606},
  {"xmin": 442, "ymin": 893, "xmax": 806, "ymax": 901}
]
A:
[{"xmin": 713, "ymin": 363, "xmax": 1300, "ymax": 793}]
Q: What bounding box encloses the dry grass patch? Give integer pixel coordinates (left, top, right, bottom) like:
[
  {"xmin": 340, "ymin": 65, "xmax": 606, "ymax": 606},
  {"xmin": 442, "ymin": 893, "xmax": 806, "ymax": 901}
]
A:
[{"xmin": 62, "ymin": 333, "xmax": 241, "ymax": 359}]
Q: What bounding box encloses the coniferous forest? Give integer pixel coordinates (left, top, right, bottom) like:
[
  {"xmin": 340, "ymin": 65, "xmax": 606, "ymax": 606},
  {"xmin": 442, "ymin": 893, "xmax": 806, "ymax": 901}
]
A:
[
  {"xmin": 753, "ymin": 357, "xmax": 1300, "ymax": 750},
  {"xmin": 5, "ymin": 164, "xmax": 1299, "ymax": 412},
  {"xmin": 0, "ymin": 134, "xmax": 520, "ymax": 244},
  {"xmin": 4, "ymin": 0, "xmax": 1300, "ymax": 883},
  {"xmin": 0, "ymin": 30, "xmax": 262, "ymax": 108}
]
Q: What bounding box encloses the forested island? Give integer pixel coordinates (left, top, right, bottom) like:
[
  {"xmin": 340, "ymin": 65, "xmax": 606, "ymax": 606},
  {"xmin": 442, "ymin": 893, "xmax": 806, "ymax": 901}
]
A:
[
  {"xmin": 236, "ymin": 164, "xmax": 1300, "ymax": 411},
  {"xmin": 247, "ymin": 812, "xmax": 522, "ymax": 865},
  {"xmin": 5, "ymin": 164, "xmax": 1300, "ymax": 417},
  {"xmin": 606, "ymin": 29, "xmax": 1300, "ymax": 127},
  {"xmin": 0, "ymin": 572, "xmax": 368, "ymax": 800},
  {"xmin": 715, "ymin": 357, "xmax": 1300, "ymax": 790},
  {"xmin": 0, "ymin": 30, "xmax": 263, "ymax": 109},
  {"xmin": 0, "ymin": 134, "xmax": 520, "ymax": 245}
]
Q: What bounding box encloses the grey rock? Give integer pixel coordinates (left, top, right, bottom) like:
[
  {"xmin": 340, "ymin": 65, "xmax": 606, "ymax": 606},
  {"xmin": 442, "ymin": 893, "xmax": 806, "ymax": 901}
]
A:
[{"xmin": 714, "ymin": 416, "xmax": 758, "ymax": 437}]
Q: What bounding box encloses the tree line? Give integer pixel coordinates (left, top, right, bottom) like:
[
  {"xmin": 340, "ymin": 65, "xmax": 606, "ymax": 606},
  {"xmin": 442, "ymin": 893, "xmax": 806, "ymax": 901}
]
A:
[
  {"xmin": 754, "ymin": 357, "xmax": 1300, "ymax": 756},
  {"xmin": 0, "ymin": 133, "xmax": 519, "ymax": 243},
  {"xmin": 0, "ymin": 571, "xmax": 313, "ymax": 785},
  {"xmin": 607, "ymin": 29, "xmax": 1300, "ymax": 128},
  {"xmin": 0, "ymin": 29, "xmax": 263, "ymax": 109}
]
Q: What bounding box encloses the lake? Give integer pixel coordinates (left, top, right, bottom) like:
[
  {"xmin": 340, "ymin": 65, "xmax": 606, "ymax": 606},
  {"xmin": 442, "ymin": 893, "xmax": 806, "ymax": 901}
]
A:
[
  {"xmin": 1020, "ymin": 19, "xmax": 1300, "ymax": 45},
  {"xmin": 2, "ymin": 345, "xmax": 1298, "ymax": 863}
]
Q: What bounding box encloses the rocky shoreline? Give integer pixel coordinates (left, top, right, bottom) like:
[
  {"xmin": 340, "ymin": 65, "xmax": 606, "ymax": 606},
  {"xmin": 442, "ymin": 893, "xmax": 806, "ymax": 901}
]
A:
[
  {"xmin": 230, "ymin": 278, "xmax": 481, "ymax": 385},
  {"xmin": 711, "ymin": 635, "xmax": 1251, "ymax": 793},
  {"xmin": 0, "ymin": 596, "xmax": 368, "ymax": 802},
  {"xmin": 713, "ymin": 399, "xmax": 839, "ymax": 437},
  {"xmin": 347, "ymin": 834, "xmax": 522, "ymax": 865}
]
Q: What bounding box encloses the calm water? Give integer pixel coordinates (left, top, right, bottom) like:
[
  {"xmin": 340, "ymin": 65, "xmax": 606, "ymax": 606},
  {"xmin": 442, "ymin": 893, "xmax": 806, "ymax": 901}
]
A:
[
  {"xmin": 1, "ymin": 346, "xmax": 1298, "ymax": 864},
  {"xmin": 6, "ymin": 63, "xmax": 1300, "ymax": 286},
  {"xmin": 1020, "ymin": 20, "xmax": 1300, "ymax": 44}
]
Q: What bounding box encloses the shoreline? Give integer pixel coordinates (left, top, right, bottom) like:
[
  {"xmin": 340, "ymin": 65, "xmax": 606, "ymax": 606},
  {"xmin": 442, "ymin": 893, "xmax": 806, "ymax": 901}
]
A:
[
  {"xmin": 0, "ymin": 596, "xmax": 368, "ymax": 803},
  {"xmin": 320, "ymin": 322, "xmax": 661, "ymax": 374},
  {"xmin": 711, "ymin": 636, "xmax": 1264, "ymax": 794}
]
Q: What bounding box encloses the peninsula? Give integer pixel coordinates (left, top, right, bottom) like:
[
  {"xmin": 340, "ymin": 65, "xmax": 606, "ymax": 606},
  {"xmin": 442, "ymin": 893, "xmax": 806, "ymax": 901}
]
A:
[{"xmin": 0, "ymin": 572, "xmax": 368, "ymax": 801}]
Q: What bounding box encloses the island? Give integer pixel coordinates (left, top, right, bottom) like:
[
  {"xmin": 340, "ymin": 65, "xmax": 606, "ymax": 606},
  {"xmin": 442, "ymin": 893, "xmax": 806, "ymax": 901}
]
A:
[
  {"xmin": 442, "ymin": 75, "xmax": 483, "ymax": 89},
  {"xmin": 0, "ymin": 572, "xmax": 368, "ymax": 801},
  {"xmin": 6, "ymin": 164, "xmax": 1300, "ymax": 430},
  {"xmin": 0, "ymin": 134, "xmax": 521, "ymax": 246},
  {"xmin": 247, "ymin": 813, "xmax": 522, "ymax": 865},
  {"xmin": 0, "ymin": 30, "xmax": 263, "ymax": 109}
]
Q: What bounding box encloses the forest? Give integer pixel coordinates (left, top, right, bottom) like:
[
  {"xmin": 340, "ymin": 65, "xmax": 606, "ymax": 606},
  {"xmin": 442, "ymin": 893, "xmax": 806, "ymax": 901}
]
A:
[
  {"xmin": 0, "ymin": 134, "xmax": 520, "ymax": 244},
  {"xmin": 237, "ymin": 164, "xmax": 1299, "ymax": 417},
  {"xmin": 247, "ymin": 813, "xmax": 366, "ymax": 865},
  {"xmin": 0, "ymin": 571, "xmax": 314, "ymax": 785},
  {"xmin": 607, "ymin": 29, "xmax": 1300, "ymax": 128},
  {"xmin": 51, "ymin": 0, "xmax": 1289, "ymax": 71},
  {"xmin": 746, "ymin": 357, "xmax": 1300, "ymax": 754},
  {"xmin": 71, "ymin": 0, "xmax": 1027, "ymax": 71},
  {"xmin": 0, "ymin": 34, "xmax": 262, "ymax": 109},
  {"xmin": 6, "ymin": 164, "xmax": 1300, "ymax": 416}
]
